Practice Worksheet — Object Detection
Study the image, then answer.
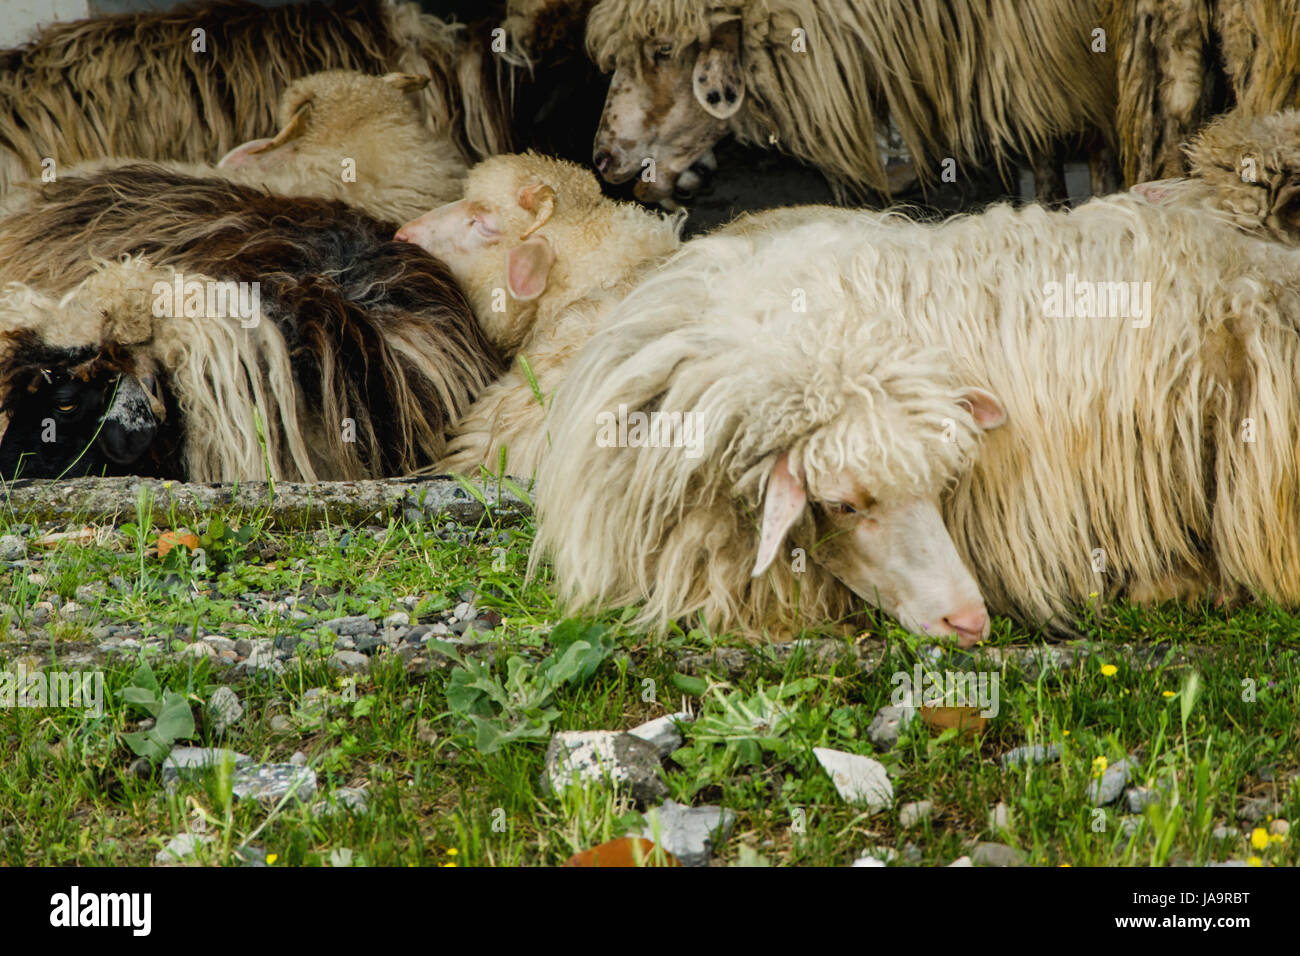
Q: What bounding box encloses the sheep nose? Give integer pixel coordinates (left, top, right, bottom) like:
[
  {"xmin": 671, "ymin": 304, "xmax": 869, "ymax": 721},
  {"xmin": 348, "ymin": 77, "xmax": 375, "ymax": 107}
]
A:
[
  {"xmin": 942, "ymin": 605, "xmax": 990, "ymax": 648},
  {"xmin": 394, "ymin": 228, "xmax": 411, "ymax": 242},
  {"xmin": 593, "ymin": 149, "xmax": 614, "ymax": 174}
]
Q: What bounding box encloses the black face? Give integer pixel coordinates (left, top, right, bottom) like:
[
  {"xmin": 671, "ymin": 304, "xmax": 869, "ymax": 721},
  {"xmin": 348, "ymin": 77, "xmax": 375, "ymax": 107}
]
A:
[{"xmin": 0, "ymin": 359, "xmax": 175, "ymax": 480}]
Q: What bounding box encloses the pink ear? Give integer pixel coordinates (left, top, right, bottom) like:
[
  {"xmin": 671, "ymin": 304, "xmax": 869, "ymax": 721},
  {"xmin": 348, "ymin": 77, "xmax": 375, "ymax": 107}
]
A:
[
  {"xmin": 1129, "ymin": 178, "xmax": 1186, "ymax": 204},
  {"xmin": 506, "ymin": 236, "xmax": 555, "ymax": 301},
  {"xmin": 217, "ymin": 138, "xmax": 274, "ymax": 169},
  {"xmin": 752, "ymin": 451, "xmax": 806, "ymax": 578},
  {"xmin": 959, "ymin": 387, "xmax": 1007, "ymax": 431}
]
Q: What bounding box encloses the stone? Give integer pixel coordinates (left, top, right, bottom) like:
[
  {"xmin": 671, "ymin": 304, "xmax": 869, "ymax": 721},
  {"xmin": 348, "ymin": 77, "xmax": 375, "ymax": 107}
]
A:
[
  {"xmin": 155, "ymin": 832, "xmax": 213, "ymax": 864},
  {"xmin": 867, "ymin": 704, "xmax": 915, "ymax": 751},
  {"xmin": 852, "ymin": 846, "xmax": 897, "ymax": 866},
  {"xmin": 383, "ymin": 611, "xmax": 409, "ymax": 628},
  {"xmin": 329, "ymin": 650, "xmax": 370, "ymax": 674},
  {"xmin": 627, "ymin": 713, "xmax": 692, "ymax": 757},
  {"xmin": 971, "ymin": 842, "xmax": 1025, "ymax": 867},
  {"xmin": 232, "ymin": 763, "xmax": 317, "ymax": 804},
  {"xmin": 813, "ymin": 747, "xmax": 893, "ymax": 812},
  {"xmin": 1269, "ymin": 819, "xmax": 1290, "ymax": 837},
  {"xmin": 948, "ymin": 856, "xmax": 973, "ymax": 867},
  {"xmin": 628, "ymin": 799, "xmax": 735, "ymax": 867},
  {"xmin": 1000, "ymin": 744, "xmax": 1061, "ymax": 769},
  {"xmin": 1087, "ymin": 758, "xmax": 1135, "ymax": 806},
  {"xmin": 0, "ymin": 535, "xmax": 26, "ymax": 561},
  {"xmin": 323, "ymin": 615, "xmax": 376, "ymax": 637},
  {"xmin": 269, "ymin": 715, "xmax": 294, "ymax": 734},
  {"xmin": 162, "ymin": 747, "xmax": 251, "ymax": 785},
  {"xmin": 1212, "ymin": 826, "xmax": 1240, "ymax": 841},
  {"xmin": 207, "ymin": 687, "xmax": 243, "ymax": 736},
  {"xmin": 544, "ymin": 730, "xmax": 669, "ymax": 803},
  {"xmin": 989, "ymin": 802, "xmax": 1010, "ymax": 830},
  {"xmin": 899, "ymin": 800, "xmax": 933, "ymax": 829},
  {"xmin": 184, "ymin": 640, "xmax": 216, "ymax": 659},
  {"xmin": 1125, "ymin": 786, "xmax": 1161, "ymax": 814},
  {"xmin": 311, "ymin": 787, "xmax": 370, "ymax": 816},
  {"xmin": 1238, "ymin": 796, "xmax": 1276, "ymax": 823}
]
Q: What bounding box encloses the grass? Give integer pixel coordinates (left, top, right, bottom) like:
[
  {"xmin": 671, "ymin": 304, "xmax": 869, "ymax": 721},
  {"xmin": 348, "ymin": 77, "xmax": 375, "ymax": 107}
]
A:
[{"xmin": 0, "ymin": 500, "xmax": 1296, "ymax": 867}]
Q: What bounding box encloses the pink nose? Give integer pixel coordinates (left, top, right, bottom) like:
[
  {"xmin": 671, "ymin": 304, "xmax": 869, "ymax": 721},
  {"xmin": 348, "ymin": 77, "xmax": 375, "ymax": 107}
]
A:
[
  {"xmin": 394, "ymin": 228, "xmax": 411, "ymax": 242},
  {"xmin": 942, "ymin": 606, "xmax": 990, "ymax": 648}
]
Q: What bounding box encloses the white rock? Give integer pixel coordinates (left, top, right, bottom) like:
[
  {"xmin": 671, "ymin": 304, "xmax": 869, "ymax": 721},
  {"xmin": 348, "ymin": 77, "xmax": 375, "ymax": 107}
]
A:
[
  {"xmin": 948, "ymin": 855, "xmax": 973, "ymax": 867},
  {"xmin": 627, "ymin": 712, "xmax": 692, "ymax": 757},
  {"xmin": 814, "ymin": 747, "xmax": 893, "ymax": 812},
  {"xmin": 900, "ymin": 800, "xmax": 933, "ymax": 829},
  {"xmin": 155, "ymin": 832, "xmax": 214, "ymax": 864}
]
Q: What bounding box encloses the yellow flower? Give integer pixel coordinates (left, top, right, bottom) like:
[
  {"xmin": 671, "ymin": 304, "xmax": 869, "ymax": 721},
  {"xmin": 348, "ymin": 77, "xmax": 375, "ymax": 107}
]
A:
[
  {"xmin": 1162, "ymin": 691, "xmax": 1176, "ymax": 698},
  {"xmin": 1247, "ymin": 856, "xmax": 1263, "ymax": 867},
  {"xmin": 1063, "ymin": 730, "xmax": 1070, "ymax": 736},
  {"xmin": 1100, "ymin": 664, "xmax": 1118, "ymax": 677},
  {"xmin": 442, "ymin": 861, "xmax": 458, "ymax": 868},
  {"xmin": 1250, "ymin": 828, "xmax": 1269, "ymax": 850},
  {"xmin": 266, "ymin": 853, "xmax": 278, "ymax": 864},
  {"xmin": 1092, "ymin": 755, "xmax": 1109, "ymax": 774},
  {"xmin": 1270, "ymin": 833, "xmax": 1287, "ymax": 845},
  {"xmin": 446, "ymin": 847, "xmax": 459, "ymax": 857}
]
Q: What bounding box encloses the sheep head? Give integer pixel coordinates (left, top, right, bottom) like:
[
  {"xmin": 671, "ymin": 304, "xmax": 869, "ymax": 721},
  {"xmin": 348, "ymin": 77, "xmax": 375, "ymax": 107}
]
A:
[
  {"xmin": 1157, "ymin": 108, "xmax": 1300, "ymax": 245},
  {"xmin": 394, "ymin": 152, "xmax": 672, "ymax": 353},
  {"xmin": 588, "ymin": 3, "xmax": 742, "ymax": 203},
  {"xmin": 217, "ymin": 70, "xmax": 459, "ymax": 209},
  {"xmin": 0, "ymin": 260, "xmax": 177, "ymax": 479},
  {"xmin": 741, "ymin": 337, "xmax": 1006, "ymax": 648}
]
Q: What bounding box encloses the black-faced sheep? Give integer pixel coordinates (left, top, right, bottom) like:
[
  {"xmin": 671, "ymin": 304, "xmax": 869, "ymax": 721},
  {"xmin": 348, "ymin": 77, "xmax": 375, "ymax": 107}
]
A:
[
  {"xmin": 394, "ymin": 152, "xmax": 682, "ymax": 478},
  {"xmin": 0, "ymin": 170, "xmax": 503, "ymax": 481},
  {"xmin": 584, "ymin": 0, "xmax": 1117, "ymax": 205}
]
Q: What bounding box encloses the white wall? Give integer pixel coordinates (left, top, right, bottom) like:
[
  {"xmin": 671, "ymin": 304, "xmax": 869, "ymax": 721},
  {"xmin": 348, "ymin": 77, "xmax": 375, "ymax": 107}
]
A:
[{"xmin": 1, "ymin": 0, "xmax": 92, "ymax": 47}]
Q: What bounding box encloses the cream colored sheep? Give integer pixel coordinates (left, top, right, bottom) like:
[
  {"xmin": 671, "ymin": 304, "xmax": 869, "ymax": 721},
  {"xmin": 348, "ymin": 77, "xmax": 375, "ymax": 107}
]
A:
[
  {"xmin": 535, "ymin": 189, "xmax": 1300, "ymax": 633},
  {"xmin": 395, "ymin": 152, "xmax": 683, "ymax": 478},
  {"xmin": 1, "ymin": 70, "xmax": 466, "ymax": 225}
]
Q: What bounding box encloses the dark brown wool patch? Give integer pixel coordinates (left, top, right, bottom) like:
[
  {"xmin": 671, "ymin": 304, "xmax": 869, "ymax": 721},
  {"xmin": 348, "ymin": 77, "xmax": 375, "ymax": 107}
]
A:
[{"xmin": 0, "ymin": 164, "xmax": 504, "ymax": 478}]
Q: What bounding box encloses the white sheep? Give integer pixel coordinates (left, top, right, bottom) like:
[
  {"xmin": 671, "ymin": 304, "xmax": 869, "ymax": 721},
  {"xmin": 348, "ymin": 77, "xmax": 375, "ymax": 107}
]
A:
[
  {"xmin": 395, "ymin": 151, "xmax": 683, "ymax": 479},
  {"xmin": 535, "ymin": 186, "xmax": 1300, "ymax": 634}
]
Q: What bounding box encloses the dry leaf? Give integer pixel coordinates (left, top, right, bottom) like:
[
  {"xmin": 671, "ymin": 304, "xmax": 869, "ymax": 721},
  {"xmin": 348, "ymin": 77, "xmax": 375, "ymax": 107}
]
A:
[
  {"xmin": 919, "ymin": 706, "xmax": 987, "ymax": 739},
  {"xmin": 156, "ymin": 531, "xmax": 200, "ymax": 558},
  {"xmin": 563, "ymin": 837, "xmax": 680, "ymax": 867},
  {"xmin": 31, "ymin": 527, "xmax": 96, "ymax": 548}
]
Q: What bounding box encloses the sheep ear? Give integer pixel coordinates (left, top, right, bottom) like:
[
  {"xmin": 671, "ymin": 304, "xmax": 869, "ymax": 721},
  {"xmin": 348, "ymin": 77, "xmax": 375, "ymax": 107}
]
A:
[
  {"xmin": 693, "ymin": 21, "xmax": 744, "ymax": 120},
  {"xmin": 252, "ymin": 101, "xmax": 311, "ymax": 154},
  {"xmin": 380, "ymin": 72, "xmax": 430, "ymax": 92},
  {"xmin": 959, "ymin": 387, "xmax": 1007, "ymax": 431},
  {"xmin": 218, "ymin": 138, "xmax": 275, "ymax": 169},
  {"xmin": 506, "ymin": 236, "xmax": 554, "ymax": 301},
  {"xmin": 1129, "ymin": 178, "xmax": 1187, "ymax": 204},
  {"xmin": 1269, "ymin": 182, "xmax": 1300, "ymax": 241},
  {"xmin": 752, "ymin": 451, "xmax": 805, "ymax": 578}
]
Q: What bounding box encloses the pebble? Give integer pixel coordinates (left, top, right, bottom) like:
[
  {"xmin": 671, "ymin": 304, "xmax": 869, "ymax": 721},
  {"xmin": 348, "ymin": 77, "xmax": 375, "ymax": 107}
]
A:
[
  {"xmin": 867, "ymin": 704, "xmax": 914, "ymax": 751},
  {"xmin": 899, "ymin": 800, "xmax": 933, "ymax": 829},
  {"xmin": 162, "ymin": 747, "xmax": 251, "ymax": 786},
  {"xmin": 813, "ymin": 747, "xmax": 893, "ymax": 812},
  {"xmin": 232, "ymin": 763, "xmax": 317, "ymax": 804},
  {"xmin": 453, "ymin": 602, "xmax": 476, "ymax": 622},
  {"xmin": 627, "ymin": 713, "xmax": 692, "ymax": 758},
  {"xmin": 155, "ymin": 832, "xmax": 213, "ymax": 864},
  {"xmin": 1212, "ymin": 826, "xmax": 1241, "ymax": 841},
  {"xmin": 628, "ymin": 799, "xmax": 735, "ymax": 867},
  {"xmin": 1000, "ymin": 744, "xmax": 1061, "ymax": 769},
  {"xmin": 989, "ymin": 802, "xmax": 1010, "ymax": 830},
  {"xmin": 324, "ymin": 615, "xmax": 376, "ymax": 637},
  {"xmin": 1269, "ymin": 819, "xmax": 1290, "ymax": 837},
  {"xmin": 205, "ymin": 636, "xmax": 236, "ymax": 654},
  {"xmin": 544, "ymin": 730, "xmax": 669, "ymax": 802},
  {"xmin": 0, "ymin": 534, "xmax": 26, "ymax": 561},
  {"xmin": 383, "ymin": 611, "xmax": 409, "ymax": 629},
  {"xmin": 948, "ymin": 856, "xmax": 973, "ymax": 867},
  {"xmin": 269, "ymin": 715, "xmax": 294, "ymax": 734},
  {"xmin": 311, "ymin": 787, "xmax": 370, "ymax": 817},
  {"xmin": 1088, "ymin": 757, "xmax": 1135, "ymax": 807},
  {"xmin": 330, "ymin": 650, "xmax": 370, "ymax": 674},
  {"xmin": 1238, "ymin": 796, "xmax": 1276, "ymax": 823},
  {"xmin": 184, "ymin": 640, "xmax": 216, "ymax": 659},
  {"xmin": 971, "ymin": 842, "xmax": 1025, "ymax": 867},
  {"xmin": 1125, "ymin": 786, "xmax": 1160, "ymax": 814},
  {"xmin": 207, "ymin": 687, "xmax": 243, "ymax": 736}
]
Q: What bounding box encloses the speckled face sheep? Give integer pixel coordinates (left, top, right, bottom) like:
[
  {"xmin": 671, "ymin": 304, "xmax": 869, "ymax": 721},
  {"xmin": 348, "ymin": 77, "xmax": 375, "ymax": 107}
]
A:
[
  {"xmin": 584, "ymin": 0, "xmax": 1117, "ymax": 204},
  {"xmin": 395, "ymin": 152, "xmax": 683, "ymax": 477}
]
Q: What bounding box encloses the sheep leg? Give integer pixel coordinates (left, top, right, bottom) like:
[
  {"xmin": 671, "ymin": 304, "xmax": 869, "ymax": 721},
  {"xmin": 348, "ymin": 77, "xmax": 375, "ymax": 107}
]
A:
[
  {"xmin": 1030, "ymin": 144, "xmax": 1068, "ymax": 207},
  {"xmin": 1087, "ymin": 137, "xmax": 1121, "ymax": 197}
]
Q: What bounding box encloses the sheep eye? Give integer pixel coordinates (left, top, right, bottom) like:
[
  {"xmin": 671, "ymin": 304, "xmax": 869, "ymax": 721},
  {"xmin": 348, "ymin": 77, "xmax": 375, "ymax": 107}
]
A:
[
  {"xmin": 652, "ymin": 42, "xmax": 673, "ymax": 60},
  {"xmin": 56, "ymin": 402, "xmax": 77, "ymax": 413},
  {"xmin": 829, "ymin": 502, "xmax": 856, "ymax": 516},
  {"xmin": 472, "ymin": 217, "xmax": 499, "ymax": 239}
]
